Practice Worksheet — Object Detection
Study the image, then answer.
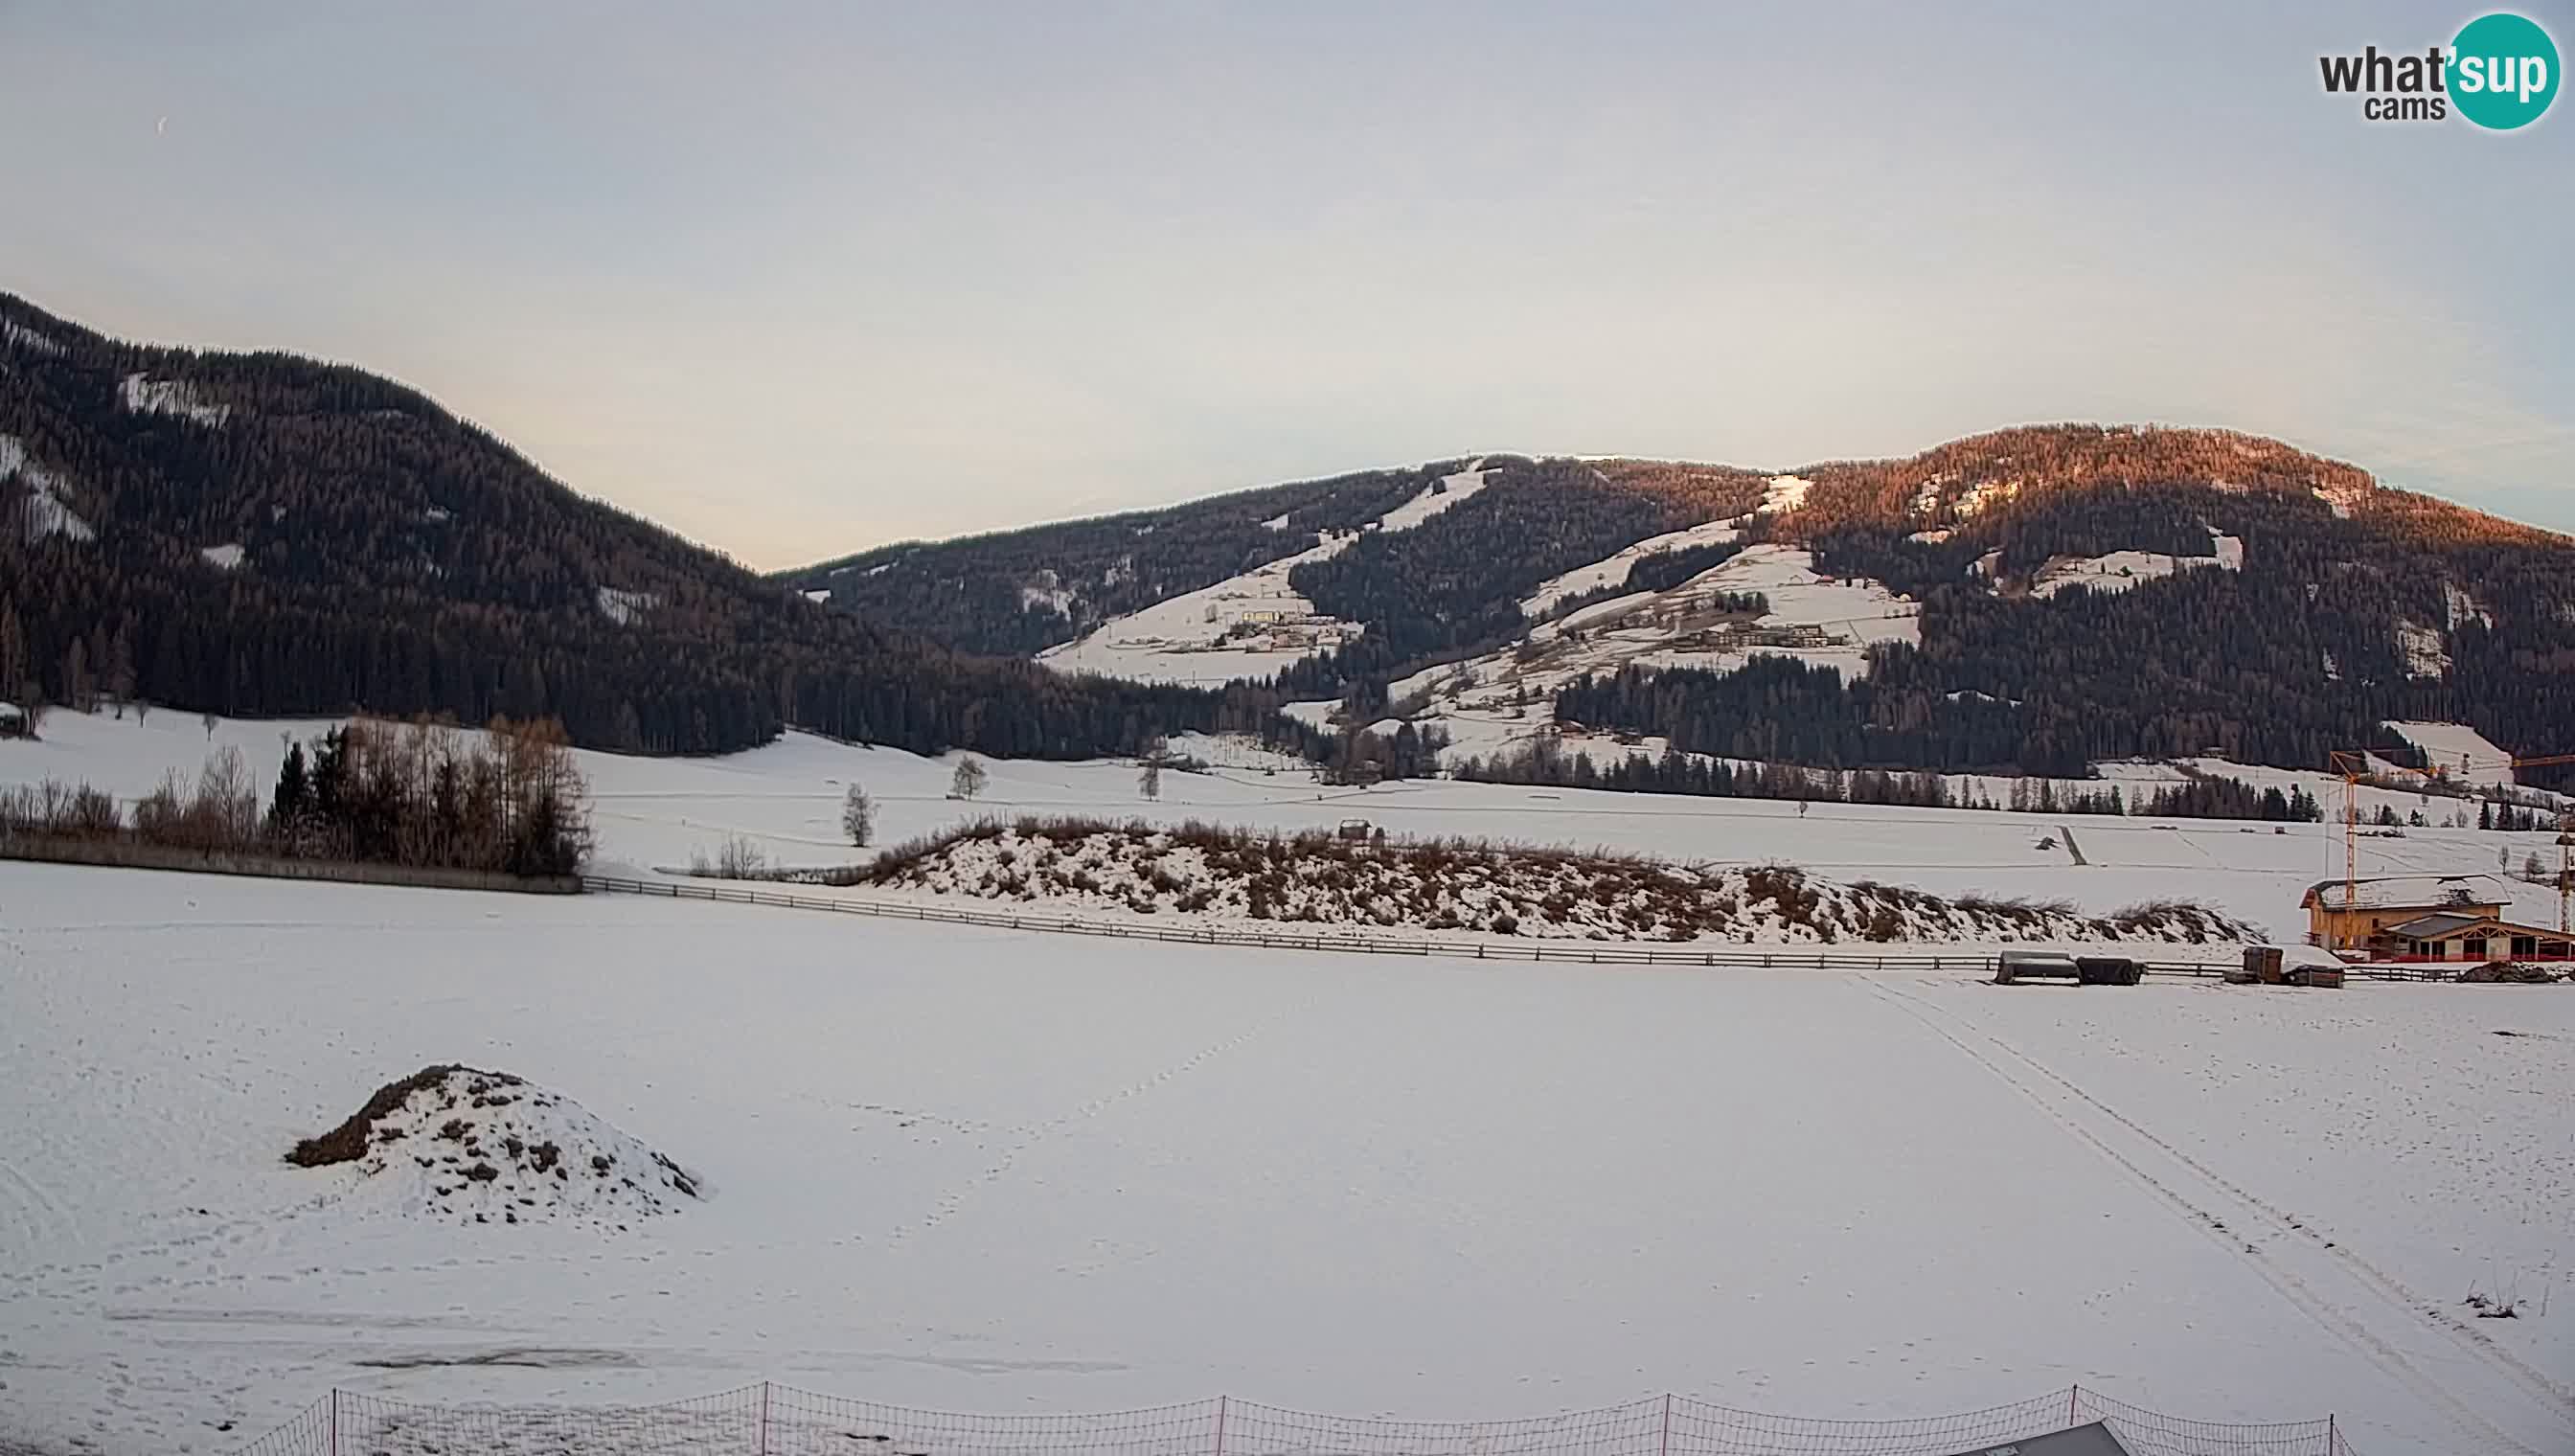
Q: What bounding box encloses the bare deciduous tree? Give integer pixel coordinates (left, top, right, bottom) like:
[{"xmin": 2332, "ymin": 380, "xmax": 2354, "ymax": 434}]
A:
[
  {"xmin": 691, "ymin": 834, "xmax": 769, "ymax": 878},
  {"xmin": 841, "ymin": 784, "xmax": 876, "ymax": 846},
  {"xmin": 950, "ymin": 756, "xmax": 988, "ymax": 801}
]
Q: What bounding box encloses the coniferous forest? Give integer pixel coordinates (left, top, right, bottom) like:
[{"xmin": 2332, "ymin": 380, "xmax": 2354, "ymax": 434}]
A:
[{"xmin": 0, "ymin": 293, "xmax": 1299, "ymax": 759}]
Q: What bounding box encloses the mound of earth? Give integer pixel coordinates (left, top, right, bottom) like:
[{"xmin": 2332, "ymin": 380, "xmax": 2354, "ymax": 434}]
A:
[{"xmin": 287, "ymin": 1066, "xmax": 700, "ymax": 1229}]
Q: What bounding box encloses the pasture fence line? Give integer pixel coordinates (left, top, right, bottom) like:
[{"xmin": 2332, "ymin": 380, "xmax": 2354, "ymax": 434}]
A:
[
  {"xmin": 227, "ymin": 1381, "xmax": 2360, "ymax": 1456},
  {"xmin": 578, "ymin": 875, "xmax": 2450, "ymax": 981}
]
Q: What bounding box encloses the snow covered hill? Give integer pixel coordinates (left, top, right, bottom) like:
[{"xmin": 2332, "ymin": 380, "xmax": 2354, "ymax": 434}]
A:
[{"xmin": 859, "ymin": 818, "xmax": 2254, "ymax": 944}]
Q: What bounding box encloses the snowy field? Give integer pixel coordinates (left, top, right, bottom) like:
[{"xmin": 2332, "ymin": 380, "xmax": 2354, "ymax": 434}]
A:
[
  {"xmin": 1, "ymin": 864, "xmax": 2570, "ymax": 1456},
  {"xmin": 8, "ymin": 709, "xmax": 2569, "ymax": 946}
]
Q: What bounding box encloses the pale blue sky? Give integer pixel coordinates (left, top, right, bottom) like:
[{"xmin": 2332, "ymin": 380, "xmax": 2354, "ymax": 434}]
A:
[{"xmin": 3, "ymin": 2, "xmax": 2568, "ymax": 567}]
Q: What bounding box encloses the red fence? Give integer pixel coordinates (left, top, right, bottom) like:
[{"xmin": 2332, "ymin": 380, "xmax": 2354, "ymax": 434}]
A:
[{"xmin": 228, "ymin": 1383, "xmax": 2359, "ymax": 1456}]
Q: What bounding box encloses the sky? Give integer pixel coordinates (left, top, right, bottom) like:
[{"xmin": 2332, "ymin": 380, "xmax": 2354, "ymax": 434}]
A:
[{"xmin": 2, "ymin": 2, "xmax": 2570, "ymax": 569}]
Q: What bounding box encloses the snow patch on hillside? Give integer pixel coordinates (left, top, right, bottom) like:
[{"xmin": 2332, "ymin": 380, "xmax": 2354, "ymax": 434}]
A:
[
  {"xmin": 1, "ymin": 434, "xmax": 96, "ymax": 542},
  {"xmin": 2393, "ymin": 621, "xmax": 2449, "ymax": 677},
  {"xmin": 1953, "ymin": 478, "xmax": 2020, "ymax": 518},
  {"xmin": 803, "ymin": 587, "xmax": 832, "ymax": 603},
  {"xmin": 2442, "ymin": 582, "xmax": 2492, "ymax": 631},
  {"xmin": 2383, "ymin": 722, "xmax": 2515, "ymax": 785},
  {"xmin": 199, "ymin": 542, "xmax": 245, "ymax": 570},
  {"xmin": 1260, "ymin": 512, "xmax": 1291, "ymax": 530},
  {"xmin": 1037, "ymin": 532, "xmax": 1362, "ymax": 684},
  {"xmin": 597, "ymin": 586, "xmax": 660, "ymax": 626},
  {"xmin": 1376, "ymin": 464, "xmax": 1491, "ymax": 534},
  {"xmin": 291, "ymin": 1066, "xmax": 700, "ymax": 1231},
  {"xmin": 120, "ymin": 373, "xmax": 232, "ymax": 427},
  {"xmin": 1385, "ymin": 545, "xmax": 1924, "ymax": 760},
  {"xmin": 2315, "ymin": 483, "xmax": 2365, "ymax": 519},
  {"xmin": 1018, "ymin": 579, "xmax": 1075, "ymax": 616},
  {"xmin": 1758, "ymin": 474, "xmax": 1812, "ymax": 513},
  {"xmin": 1907, "ymin": 528, "xmax": 1953, "ymax": 543},
  {"xmin": 1518, "ymin": 518, "xmax": 1743, "ymax": 617},
  {"xmin": 2030, "ymin": 539, "xmax": 2240, "ymax": 599}
]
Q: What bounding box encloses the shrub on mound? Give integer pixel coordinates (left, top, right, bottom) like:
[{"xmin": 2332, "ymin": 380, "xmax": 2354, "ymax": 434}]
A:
[{"xmin": 287, "ymin": 1064, "xmax": 526, "ymax": 1168}]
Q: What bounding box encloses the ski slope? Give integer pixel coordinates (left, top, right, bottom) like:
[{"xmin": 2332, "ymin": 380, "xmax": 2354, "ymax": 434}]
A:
[{"xmin": 0, "ymin": 866, "xmax": 2569, "ymax": 1456}]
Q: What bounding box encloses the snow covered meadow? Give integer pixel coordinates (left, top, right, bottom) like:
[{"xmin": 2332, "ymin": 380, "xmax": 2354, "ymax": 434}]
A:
[
  {"xmin": 1, "ymin": 864, "xmax": 2570, "ymax": 1456},
  {"xmin": 5, "ymin": 711, "xmax": 2575, "ymax": 1456},
  {"xmin": 10, "ymin": 707, "xmax": 2569, "ymax": 945}
]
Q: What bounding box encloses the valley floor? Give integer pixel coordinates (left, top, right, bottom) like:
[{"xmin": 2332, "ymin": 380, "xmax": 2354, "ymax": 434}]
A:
[
  {"xmin": 1, "ymin": 863, "xmax": 2570, "ymax": 1456},
  {"xmin": 10, "ymin": 711, "xmax": 2570, "ymax": 945}
]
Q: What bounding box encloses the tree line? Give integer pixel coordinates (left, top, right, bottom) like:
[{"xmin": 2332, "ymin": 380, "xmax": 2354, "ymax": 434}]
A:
[{"xmin": 2, "ymin": 715, "xmax": 593, "ymax": 876}]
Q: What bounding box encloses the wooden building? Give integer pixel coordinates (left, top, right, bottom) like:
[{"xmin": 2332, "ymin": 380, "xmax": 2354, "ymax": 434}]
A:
[
  {"xmin": 2374, "ymin": 912, "xmax": 2571, "ymax": 963},
  {"xmin": 2298, "ymin": 874, "xmax": 2507, "ymax": 951}
]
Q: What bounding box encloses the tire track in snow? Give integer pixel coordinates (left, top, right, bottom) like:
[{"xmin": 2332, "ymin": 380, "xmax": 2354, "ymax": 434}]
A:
[
  {"xmin": 0, "ymin": 1152, "xmax": 77, "ymax": 1255},
  {"xmin": 1860, "ymin": 977, "xmax": 2572, "ymax": 1456},
  {"xmin": 1875, "ymin": 978, "xmax": 2575, "ymax": 1423}
]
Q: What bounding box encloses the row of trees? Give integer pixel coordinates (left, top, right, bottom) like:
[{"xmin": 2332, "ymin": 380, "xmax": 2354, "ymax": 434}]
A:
[
  {"xmin": 1, "ymin": 715, "xmax": 593, "ymax": 876},
  {"xmin": 263, "ymin": 717, "xmax": 593, "ymax": 875},
  {"xmin": 1449, "ymin": 732, "xmax": 2334, "ymax": 823}
]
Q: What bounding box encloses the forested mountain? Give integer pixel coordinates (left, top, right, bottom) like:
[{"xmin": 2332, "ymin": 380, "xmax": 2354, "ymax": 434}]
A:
[
  {"xmin": 0, "ymin": 293, "xmax": 1288, "ymax": 757},
  {"xmin": 784, "ymin": 463, "xmax": 1460, "ymax": 655},
  {"xmin": 14, "ymin": 284, "xmax": 2564, "ymax": 786},
  {"xmin": 785, "ymin": 424, "xmax": 2575, "ymax": 789}
]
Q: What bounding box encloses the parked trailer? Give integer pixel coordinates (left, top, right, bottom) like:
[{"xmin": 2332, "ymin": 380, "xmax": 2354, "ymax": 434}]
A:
[
  {"xmin": 1994, "ymin": 950, "xmax": 2081, "ymax": 985},
  {"xmin": 2075, "ymin": 956, "xmax": 2143, "ymax": 986}
]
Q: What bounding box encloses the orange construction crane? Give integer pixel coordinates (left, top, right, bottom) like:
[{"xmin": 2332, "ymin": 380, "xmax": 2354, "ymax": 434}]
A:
[{"xmin": 2328, "ymin": 748, "xmax": 2575, "ymax": 932}]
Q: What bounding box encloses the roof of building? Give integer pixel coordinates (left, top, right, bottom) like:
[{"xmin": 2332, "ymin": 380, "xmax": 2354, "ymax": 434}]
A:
[
  {"xmin": 0, "ymin": 701, "xmax": 21, "ymax": 718},
  {"xmin": 2381, "ymin": 911, "xmax": 2569, "ymax": 940},
  {"xmin": 2381, "ymin": 912, "xmax": 2490, "ymax": 939},
  {"xmin": 2300, "ymin": 874, "xmax": 2507, "ymax": 911}
]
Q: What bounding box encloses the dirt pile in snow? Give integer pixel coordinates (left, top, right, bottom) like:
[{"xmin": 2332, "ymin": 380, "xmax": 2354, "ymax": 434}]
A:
[
  {"xmin": 865, "ymin": 818, "xmax": 2257, "ymax": 944},
  {"xmin": 287, "ymin": 1066, "xmax": 699, "ymax": 1229},
  {"xmin": 2461, "ymin": 963, "xmax": 2565, "ymax": 984}
]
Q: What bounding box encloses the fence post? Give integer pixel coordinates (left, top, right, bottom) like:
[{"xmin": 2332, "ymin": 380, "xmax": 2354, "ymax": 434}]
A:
[
  {"xmin": 329, "ymin": 1389, "xmax": 339, "ymax": 1456},
  {"xmin": 1658, "ymin": 1392, "xmax": 1672, "ymax": 1456},
  {"xmin": 760, "ymin": 1379, "xmax": 772, "ymax": 1456},
  {"xmin": 2067, "ymin": 1383, "xmax": 2079, "ymax": 1426},
  {"xmin": 1214, "ymin": 1395, "xmax": 1228, "ymax": 1456}
]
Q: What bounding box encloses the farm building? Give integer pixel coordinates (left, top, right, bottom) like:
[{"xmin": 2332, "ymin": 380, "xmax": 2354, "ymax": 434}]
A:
[
  {"xmin": 2373, "ymin": 912, "xmax": 2570, "ymax": 964},
  {"xmin": 0, "ymin": 702, "xmax": 26, "ymax": 739},
  {"xmin": 2298, "ymin": 874, "xmax": 2506, "ymax": 951}
]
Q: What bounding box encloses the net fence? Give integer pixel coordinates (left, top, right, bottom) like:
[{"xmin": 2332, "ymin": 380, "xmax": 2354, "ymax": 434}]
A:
[{"xmin": 214, "ymin": 1384, "xmax": 2355, "ymax": 1456}]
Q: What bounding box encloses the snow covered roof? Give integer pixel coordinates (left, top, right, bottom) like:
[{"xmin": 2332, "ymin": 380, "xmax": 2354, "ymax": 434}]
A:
[
  {"xmin": 0, "ymin": 700, "xmax": 21, "ymax": 719},
  {"xmin": 2300, "ymin": 874, "xmax": 2506, "ymax": 912}
]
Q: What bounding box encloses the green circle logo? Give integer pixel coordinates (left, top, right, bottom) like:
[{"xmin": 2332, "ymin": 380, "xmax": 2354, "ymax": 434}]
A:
[{"xmin": 2451, "ymin": 12, "xmax": 2560, "ymax": 129}]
